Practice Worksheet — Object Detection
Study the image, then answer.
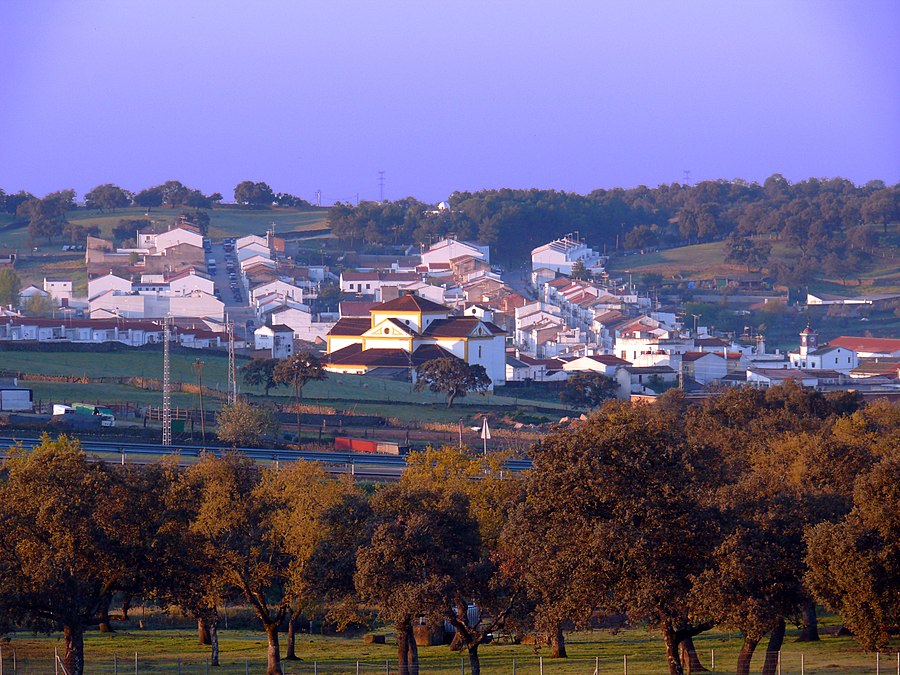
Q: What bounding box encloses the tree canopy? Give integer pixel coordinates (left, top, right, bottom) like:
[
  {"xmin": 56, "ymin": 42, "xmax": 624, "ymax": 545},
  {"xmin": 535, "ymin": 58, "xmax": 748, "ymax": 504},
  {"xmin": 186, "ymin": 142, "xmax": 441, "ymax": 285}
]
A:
[{"xmin": 414, "ymin": 357, "xmax": 491, "ymax": 407}]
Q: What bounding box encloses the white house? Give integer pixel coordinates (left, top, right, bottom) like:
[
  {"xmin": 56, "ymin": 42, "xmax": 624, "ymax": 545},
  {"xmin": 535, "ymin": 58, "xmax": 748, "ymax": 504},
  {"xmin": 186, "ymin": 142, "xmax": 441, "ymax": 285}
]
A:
[
  {"xmin": 682, "ymin": 352, "xmax": 728, "ymax": 385},
  {"xmin": 18, "ymin": 285, "xmax": 50, "ymax": 305},
  {"xmin": 788, "ymin": 326, "xmax": 859, "ymax": 373},
  {"xmin": 237, "ymin": 242, "xmax": 271, "ymax": 262},
  {"xmin": 88, "ymin": 273, "xmax": 132, "ymax": 301},
  {"xmin": 254, "ymin": 324, "xmax": 294, "ymax": 359},
  {"xmin": 531, "ymin": 235, "xmax": 603, "ymax": 274},
  {"xmin": 138, "ymin": 225, "xmax": 203, "ymax": 253},
  {"xmin": 827, "ymin": 336, "xmax": 900, "ymax": 359},
  {"xmin": 421, "ymin": 238, "xmax": 490, "ymax": 267},
  {"xmin": 562, "ymin": 354, "xmax": 631, "ymax": 377},
  {"xmin": 43, "ymin": 278, "xmax": 73, "ymax": 305},
  {"xmin": 167, "ymin": 269, "xmax": 215, "ymax": 296},
  {"xmin": 251, "ymin": 279, "xmax": 304, "ymax": 304},
  {"xmin": 340, "ymin": 270, "xmax": 420, "ymax": 296}
]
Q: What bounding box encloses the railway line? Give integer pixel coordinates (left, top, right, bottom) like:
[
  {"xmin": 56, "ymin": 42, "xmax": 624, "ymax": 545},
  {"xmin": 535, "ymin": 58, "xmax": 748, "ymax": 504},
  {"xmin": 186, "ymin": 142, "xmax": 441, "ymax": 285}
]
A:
[{"xmin": 0, "ymin": 435, "xmax": 532, "ymax": 482}]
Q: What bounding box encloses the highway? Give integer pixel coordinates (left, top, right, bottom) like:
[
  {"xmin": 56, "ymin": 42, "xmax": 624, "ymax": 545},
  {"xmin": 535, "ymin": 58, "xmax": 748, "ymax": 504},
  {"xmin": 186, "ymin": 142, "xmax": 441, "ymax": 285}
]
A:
[{"xmin": 0, "ymin": 435, "xmax": 532, "ymax": 482}]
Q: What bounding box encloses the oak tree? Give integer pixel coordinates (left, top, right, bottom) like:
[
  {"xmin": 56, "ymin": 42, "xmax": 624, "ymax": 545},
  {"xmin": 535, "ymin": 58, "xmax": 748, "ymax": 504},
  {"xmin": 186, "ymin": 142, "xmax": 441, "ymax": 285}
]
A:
[{"xmin": 414, "ymin": 358, "xmax": 491, "ymax": 408}]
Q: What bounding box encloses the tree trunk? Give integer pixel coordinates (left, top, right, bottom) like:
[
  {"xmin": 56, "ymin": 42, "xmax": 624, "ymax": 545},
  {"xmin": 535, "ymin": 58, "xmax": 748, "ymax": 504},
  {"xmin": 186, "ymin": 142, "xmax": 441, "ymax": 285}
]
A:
[
  {"xmin": 449, "ymin": 602, "xmax": 468, "ymax": 651},
  {"xmin": 98, "ymin": 596, "xmax": 114, "ymax": 633},
  {"xmin": 761, "ymin": 619, "xmax": 785, "ymax": 675},
  {"xmin": 121, "ymin": 593, "xmax": 133, "ymax": 621},
  {"xmin": 468, "ymin": 643, "xmax": 481, "ymax": 675},
  {"xmin": 796, "ymin": 599, "xmax": 820, "ymax": 642},
  {"xmin": 397, "ymin": 621, "xmax": 412, "ymax": 675},
  {"xmin": 265, "ymin": 621, "xmax": 283, "ymax": 675},
  {"xmin": 736, "ymin": 634, "xmax": 760, "ymax": 675},
  {"xmin": 210, "ymin": 618, "xmax": 220, "ymax": 667},
  {"xmin": 285, "ymin": 612, "xmax": 300, "ymax": 660},
  {"xmin": 679, "ymin": 636, "xmax": 708, "ymax": 673},
  {"xmin": 64, "ymin": 624, "xmax": 85, "ymax": 675},
  {"xmin": 198, "ymin": 616, "xmax": 212, "ymax": 645},
  {"xmin": 662, "ymin": 625, "xmax": 685, "ymax": 675},
  {"xmin": 550, "ymin": 625, "xmax": 567, "ymax": 658},
  {"xmin": 405, "ymin": 623, "xmax": 419, "ymax": 675}
]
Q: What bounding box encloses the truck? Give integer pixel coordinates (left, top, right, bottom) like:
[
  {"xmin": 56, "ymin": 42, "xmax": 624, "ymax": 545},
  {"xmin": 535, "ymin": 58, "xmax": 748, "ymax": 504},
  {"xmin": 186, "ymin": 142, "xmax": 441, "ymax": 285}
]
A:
[
  {"xmin": 334, "ymin": 436, "xmax": 407, "ymax": 455},
  {"xmin": 72, "ymin": 403, "xmax": 116, "ymax": 427}
]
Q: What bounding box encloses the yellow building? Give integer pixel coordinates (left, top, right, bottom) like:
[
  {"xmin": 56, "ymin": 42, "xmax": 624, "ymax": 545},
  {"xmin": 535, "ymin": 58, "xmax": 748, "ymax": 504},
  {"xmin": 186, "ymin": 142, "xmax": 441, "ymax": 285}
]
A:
[{"xmin": 325, "ymin": 294, "xmax": 506, "ymax": 387}]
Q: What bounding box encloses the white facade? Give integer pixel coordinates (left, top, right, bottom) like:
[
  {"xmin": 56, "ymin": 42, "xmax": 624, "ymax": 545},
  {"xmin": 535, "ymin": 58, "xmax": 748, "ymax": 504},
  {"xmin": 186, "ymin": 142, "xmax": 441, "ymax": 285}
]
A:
[
  {"xmin": 254, "ymin": 325, "xmax": 294, "ymax": 359},
  {"xmin": 252, "ymin": 280, "xmax": 304, "ymax": 304},
  {"xmin": 138, "ymin": 226, "xmax": 203, "ymax": 253},
  {"xmin": 43, "ymin": 278, "xmax": 73, "ymax": 304},
  {"xmin": 531, "ymin": 236, "xmax": 603, "ymax": 274},
  {"xmin": 789, "ymin": 346, "xmax": 858, "ymax": 373},
  {"xmin": 421, "ymin": 238, "xmax": 490, "ymax": 266},
  {"xmin": 88, "ymin": 273, "xmax": 132, "ymax": 301},
  {"xmin": 90, "ymin": 289, "xmax": 224, "ymax": 320},
  {"xmin": 168, "ymin": 270, "xmax": 215, "ymax": 296}
]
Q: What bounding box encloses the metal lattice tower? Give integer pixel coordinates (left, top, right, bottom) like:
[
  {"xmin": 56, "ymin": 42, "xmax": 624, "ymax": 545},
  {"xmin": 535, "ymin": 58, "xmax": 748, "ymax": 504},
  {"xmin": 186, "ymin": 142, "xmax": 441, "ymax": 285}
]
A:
[
  {"xmin": 227, "ymin": 320, "xmax": 238, "ymax": 404},
  {"xmin": 162, "ymin": 316, "xmax": 172, "ymax": 446}
]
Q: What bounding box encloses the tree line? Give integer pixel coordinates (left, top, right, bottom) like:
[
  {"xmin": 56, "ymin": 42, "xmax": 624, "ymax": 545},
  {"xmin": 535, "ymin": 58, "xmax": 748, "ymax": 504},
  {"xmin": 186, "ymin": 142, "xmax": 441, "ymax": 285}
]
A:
[
  {"xmin": 0, "ymin": 385, "xmax": 896, "ymax": 675},
  {"xmin": 327, "ymin": 178, "xmax": 899, "ymax": 278},
  {"xmin": 0, "ymin": 180, "xmax": 314, "ymax": 247}
]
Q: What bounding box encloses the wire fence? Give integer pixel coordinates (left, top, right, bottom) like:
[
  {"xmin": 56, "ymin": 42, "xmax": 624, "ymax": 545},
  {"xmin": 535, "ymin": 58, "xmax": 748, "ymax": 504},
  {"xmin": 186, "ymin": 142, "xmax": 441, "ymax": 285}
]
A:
[{"xmin": 2, "ymin": 650, "xmax": 900, "ymax": 675}]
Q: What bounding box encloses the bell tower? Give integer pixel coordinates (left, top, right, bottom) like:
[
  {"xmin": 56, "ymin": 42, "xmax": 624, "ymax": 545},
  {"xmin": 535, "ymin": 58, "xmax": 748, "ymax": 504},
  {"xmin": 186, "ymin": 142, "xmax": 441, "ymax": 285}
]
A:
[{"xmin": 799, "ymin": 324, "xmax": 818, "ymax": 357}]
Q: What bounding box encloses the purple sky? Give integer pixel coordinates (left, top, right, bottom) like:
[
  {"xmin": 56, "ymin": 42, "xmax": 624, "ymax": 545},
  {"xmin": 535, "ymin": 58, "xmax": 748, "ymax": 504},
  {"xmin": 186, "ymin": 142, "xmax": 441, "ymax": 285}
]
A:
[{"xmin": 2, "ymin": 0, "xmax": 898, "ymax": 205}]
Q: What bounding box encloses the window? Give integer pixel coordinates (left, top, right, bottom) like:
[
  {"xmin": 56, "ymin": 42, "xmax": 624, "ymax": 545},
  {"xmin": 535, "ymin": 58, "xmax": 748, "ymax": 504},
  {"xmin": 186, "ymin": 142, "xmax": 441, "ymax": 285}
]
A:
[{"xmin": 478, "ymin": 346, "xmax": 482, "ymax": 358}]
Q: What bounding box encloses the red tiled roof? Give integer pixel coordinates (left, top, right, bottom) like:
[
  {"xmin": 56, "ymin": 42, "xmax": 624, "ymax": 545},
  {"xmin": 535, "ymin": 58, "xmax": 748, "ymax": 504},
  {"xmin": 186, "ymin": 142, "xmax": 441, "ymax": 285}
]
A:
[
  {"xmin": 586, "ymin": 354, "xmax": 630, "ymax": 366},
  {"xmin": 828, "ymin": 336, "xmax": 900, "ymax": 354},
  {"xmin": 422, "ymin": 317, "xmax": 505, "ymax": 338},
  {"xmin": 327, "ymin": 318, "xmax": 371, "ymax": 336},
  {"xmin": 340, "ymin": 301, "xmax": 378, "ymax": 318},
  {"xmin": 373, "ymin": 295, "xmax": 449, "ymax": 313},
  {"xmin": 696, "ymin": 337, "xmax": 730, "ymax": 347},
  {"xmin": 682, "ymin": 351, "xmax": 720, "ymax": 362}
]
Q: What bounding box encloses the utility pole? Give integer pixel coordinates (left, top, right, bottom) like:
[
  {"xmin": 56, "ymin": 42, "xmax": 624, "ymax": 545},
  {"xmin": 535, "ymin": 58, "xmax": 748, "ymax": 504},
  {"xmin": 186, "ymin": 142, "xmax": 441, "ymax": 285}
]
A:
[
  {"xmin": 227, "ymin": 320, "xmax": 238, "ymax": 404},
  {"xmin": 193, "ymin": 358, "xmax": 206, "ymax": 443},
  {"xmin": 162, "ymin": 316, "xmax": 172, "ymax": 447}
]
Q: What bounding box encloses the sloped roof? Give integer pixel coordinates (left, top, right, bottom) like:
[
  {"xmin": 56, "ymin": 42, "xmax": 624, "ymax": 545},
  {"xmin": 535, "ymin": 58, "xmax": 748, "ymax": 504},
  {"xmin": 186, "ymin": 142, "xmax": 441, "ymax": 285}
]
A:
[
  {"xmin": 372, "ymin": 294, "xmax": 449, "ymax": 313},
  {"xmin": 422, "ymin": 317, "xmax": 505, "ymax": 338},
  {"xmin": 585, "ymin": 354, "xmax": 631, "ymax": 366},
  {"xmin": 682, "ymin": 351, "xmax": 721, "ymax": 362},
  {"xmin": 327, "ymin": 318, "xmax": 371, "ymax": 337},
  {"xmin": 828, "ymin": 336, "xmax": 900, "ymax": 354},
  {"xmin": 340, "ymin": 301, "xmax": 378, "ymax": 318}
]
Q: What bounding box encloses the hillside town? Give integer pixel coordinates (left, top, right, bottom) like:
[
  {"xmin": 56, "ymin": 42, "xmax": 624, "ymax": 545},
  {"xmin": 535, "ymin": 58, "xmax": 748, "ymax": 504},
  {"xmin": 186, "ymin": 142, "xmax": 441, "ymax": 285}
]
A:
[{"xmin": 2, "ymin": 223, "xmax": 898, "ymax": 414}]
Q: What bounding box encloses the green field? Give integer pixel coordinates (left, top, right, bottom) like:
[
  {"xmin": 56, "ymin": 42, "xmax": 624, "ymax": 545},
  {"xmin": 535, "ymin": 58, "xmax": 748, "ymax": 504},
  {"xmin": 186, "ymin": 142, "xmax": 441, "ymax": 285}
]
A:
[
  {"xmin": 2, "ymin": 618, "xmax": 893, "ymax": 674},
  {"xmin": 0, "ymin": 205, "xmax": 329, "ymax": 256},
  {"xmin": 2, "ymin": 350, "xmax": 572, "ymax": 424},
  {"xmin": 605, "ymin": 229, "xmax": 900, "ymax": 296}
]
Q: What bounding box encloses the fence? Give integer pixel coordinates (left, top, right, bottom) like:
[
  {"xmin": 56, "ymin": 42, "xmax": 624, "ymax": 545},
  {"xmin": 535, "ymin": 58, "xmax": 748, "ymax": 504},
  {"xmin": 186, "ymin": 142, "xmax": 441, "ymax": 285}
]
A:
[{"xmin": 1, "ymin": 650, "xmax": 899, "ymax": 675}]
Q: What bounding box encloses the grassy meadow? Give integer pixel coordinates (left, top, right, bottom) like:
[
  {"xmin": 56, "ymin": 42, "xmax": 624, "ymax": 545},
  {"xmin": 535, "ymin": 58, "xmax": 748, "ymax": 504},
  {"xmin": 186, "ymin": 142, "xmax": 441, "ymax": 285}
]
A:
[
  {"xmin": 2, "ymin": 617, "xmax": 894, "ymax": 674},
  {"xmin": 605, "ymin": 226, "xmax": 900, "ymax": 296},
  {"xmin": 2, "ymin": 350, "xmax": 571, "ymax": 425}
]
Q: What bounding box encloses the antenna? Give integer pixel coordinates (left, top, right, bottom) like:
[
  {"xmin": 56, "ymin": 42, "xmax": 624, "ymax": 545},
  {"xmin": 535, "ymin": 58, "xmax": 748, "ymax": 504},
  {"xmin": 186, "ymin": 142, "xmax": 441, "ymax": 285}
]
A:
[
  {"xmin": 683, "ymin": 169, "xmax": 692, "ymax": 186},
  {"xmin": 162, "ymin": 316, "xmax": 172, "ymax": 447},
  {"xmin": 378, "ymin": 170, "xmax": 385, "ymax": 201},
  {"xmin": 227, "ymin": 320, "xmax": 238, "ymax": 404}
]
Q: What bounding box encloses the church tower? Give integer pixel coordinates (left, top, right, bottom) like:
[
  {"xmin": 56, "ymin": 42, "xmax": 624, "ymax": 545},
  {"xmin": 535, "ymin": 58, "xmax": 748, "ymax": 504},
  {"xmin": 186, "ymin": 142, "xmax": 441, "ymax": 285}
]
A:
[{"xmin": 799, "ymin": 324, "xmax": 818, "ymax": 357}]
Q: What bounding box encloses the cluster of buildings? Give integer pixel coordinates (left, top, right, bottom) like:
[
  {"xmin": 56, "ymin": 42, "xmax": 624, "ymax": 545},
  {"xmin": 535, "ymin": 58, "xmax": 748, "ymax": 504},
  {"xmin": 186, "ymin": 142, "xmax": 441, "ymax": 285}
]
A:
[{"xmin": 3, "ymin": 224, "xmax": 900, "ymax": 403}]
